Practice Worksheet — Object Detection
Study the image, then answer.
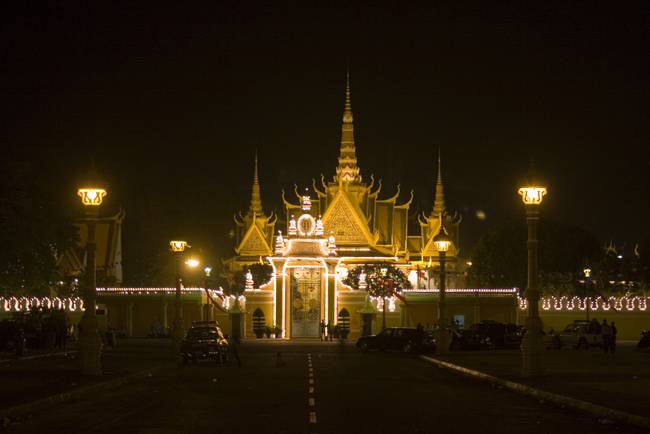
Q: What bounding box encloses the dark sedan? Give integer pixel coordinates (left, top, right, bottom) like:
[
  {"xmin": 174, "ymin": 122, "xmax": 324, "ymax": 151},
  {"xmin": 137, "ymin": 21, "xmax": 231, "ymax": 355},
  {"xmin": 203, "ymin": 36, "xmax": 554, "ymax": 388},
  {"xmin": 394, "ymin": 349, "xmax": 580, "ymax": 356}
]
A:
[
  {"xmin": 179, "ymin": 321, "xmax": 230, "ymax": 365},
  {"xmin": 450, "ymin": 320, "xmax": 523, "ymax": 351},
  {"xmin": 356, "ymin": 327, "xmax": 436, "ymax": 354}
]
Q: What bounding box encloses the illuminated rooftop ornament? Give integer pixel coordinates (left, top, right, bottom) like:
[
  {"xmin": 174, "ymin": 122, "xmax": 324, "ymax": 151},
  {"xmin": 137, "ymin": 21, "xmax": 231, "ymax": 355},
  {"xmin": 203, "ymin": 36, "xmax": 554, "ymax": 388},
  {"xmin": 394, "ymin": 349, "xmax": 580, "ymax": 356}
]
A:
[
  {"xmin": 433, "ymin": 222, "xmax": 452, "ymax": 253},
  {"xmin": 315, "ymin": 215, "xmax": 324, "ymax": 236},
  {"xmin": 359, "ymin": 269, "xmax": 367, "ymax": 290},
  {"xmin": 327, "ymin": 231, "xmax": 337, "ymax": 255},
  {"xmin": 78, "ymin": 188, "xmax": 107, "ymax": 206},
  {"xmin": 288, "ymin": 215, "xmax": 297, "ymax": 236},
  {"xmin": 275, "ymin": 231, "xmax": 285, "ymax": 254},
  {"xmin": 297, "ymin": 213, "xmax": 316, "ymax": 236},
  {"xmin": 301, "ymin": 191, "xmax": 312, "ymax": 211},
  {"xmin": 245, "ymin": 270, "xmax": 254, "ymax": 291},
  {"xmin": 169, "ymin": 240, "xmax": 188, "ymax": 253}
]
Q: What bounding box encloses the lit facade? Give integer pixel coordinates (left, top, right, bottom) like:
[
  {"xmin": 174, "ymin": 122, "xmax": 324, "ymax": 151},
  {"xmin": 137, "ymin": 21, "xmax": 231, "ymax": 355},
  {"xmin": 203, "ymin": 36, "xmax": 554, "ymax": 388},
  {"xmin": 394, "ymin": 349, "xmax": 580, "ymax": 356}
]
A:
[{"xmin": 226, "ymin": 77, "xmax": 479, "ymax": 338}]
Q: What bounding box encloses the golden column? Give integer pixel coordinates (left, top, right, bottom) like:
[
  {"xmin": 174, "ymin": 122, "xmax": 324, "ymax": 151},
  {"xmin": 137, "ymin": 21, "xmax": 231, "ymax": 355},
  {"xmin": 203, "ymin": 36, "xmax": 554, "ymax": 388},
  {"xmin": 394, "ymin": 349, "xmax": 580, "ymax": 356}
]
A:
[
  {"xmin": 518, "ymin": 168, "xmax": 548, "ymax": 377},
  {"xmin": 433, "ymin": 220, "xmax": 452, "ymax": 355},
  {"xmin": 77, "ymin": 186, "xmax": 107, "ymax": 375},
  {"xmin": 169, "ymin": 240, "xmax": 188, "ymax": 350}
]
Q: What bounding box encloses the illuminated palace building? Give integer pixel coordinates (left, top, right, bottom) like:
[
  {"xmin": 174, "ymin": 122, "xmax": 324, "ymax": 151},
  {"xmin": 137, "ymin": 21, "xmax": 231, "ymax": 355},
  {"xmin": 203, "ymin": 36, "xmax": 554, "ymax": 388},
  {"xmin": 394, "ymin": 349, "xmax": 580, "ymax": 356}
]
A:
[{"xmin": 225, "ymin": 78, "xmax": 518, "ymax": 339}]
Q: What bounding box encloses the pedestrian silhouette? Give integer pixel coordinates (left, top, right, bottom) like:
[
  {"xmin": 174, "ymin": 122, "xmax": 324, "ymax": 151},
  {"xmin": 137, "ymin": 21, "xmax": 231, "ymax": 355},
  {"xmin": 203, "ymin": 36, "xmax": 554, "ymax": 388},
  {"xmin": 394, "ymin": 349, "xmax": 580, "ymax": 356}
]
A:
[{"xmin": 610, "ymin": 321, "xmax": 617, "ymax": 354}]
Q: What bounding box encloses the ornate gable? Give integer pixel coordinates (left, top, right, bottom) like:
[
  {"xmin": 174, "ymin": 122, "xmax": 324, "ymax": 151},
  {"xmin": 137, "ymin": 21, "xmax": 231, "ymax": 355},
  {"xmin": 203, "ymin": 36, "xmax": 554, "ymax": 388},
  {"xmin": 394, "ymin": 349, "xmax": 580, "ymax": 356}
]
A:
[
  {"xmin": 322, "ymin": 191, "xmax": 374, "ymax": 245},
  {"xmin": 236, "ymin": 222, "xmax": 272, "ymax": 256}
]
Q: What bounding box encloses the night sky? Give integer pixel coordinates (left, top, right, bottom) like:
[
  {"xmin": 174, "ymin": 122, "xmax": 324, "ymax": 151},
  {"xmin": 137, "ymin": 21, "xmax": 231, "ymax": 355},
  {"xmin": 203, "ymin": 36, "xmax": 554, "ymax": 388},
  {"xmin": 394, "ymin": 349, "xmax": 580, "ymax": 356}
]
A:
[{"xmin": 2, "ymin": 3, "xmax": 649, "ymax": 269}]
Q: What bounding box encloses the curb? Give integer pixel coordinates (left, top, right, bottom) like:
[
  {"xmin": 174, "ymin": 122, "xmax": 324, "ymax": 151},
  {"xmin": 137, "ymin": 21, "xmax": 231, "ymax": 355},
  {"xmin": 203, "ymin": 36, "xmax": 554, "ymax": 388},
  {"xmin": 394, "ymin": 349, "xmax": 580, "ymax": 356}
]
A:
[
  {"xmin": 0, "ymin": 351, "xmax": 77, "ymax": 364},
  {"xmin": 420, "ymin": 355, "xmax": 650, "ymax": 430},
  {"xmin": 0, "ymin": 365, "xmax": 167, "ymax": 421}
]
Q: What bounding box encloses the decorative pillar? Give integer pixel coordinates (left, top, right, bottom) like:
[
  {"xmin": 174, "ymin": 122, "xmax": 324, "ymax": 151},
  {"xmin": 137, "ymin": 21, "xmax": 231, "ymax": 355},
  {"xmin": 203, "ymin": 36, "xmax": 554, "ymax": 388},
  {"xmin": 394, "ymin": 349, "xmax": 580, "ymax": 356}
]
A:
[
  {"xmin": 79, "ymin": 219, "xmax": 102, "ymax": 375},
  {"xmin": 171, "ymin": 253, "xmax": 184, "ymax": 350},
  {"xmin": 326, "ymin": 261, "xmax": 337, "ymax": 331},
  {"xmin": 437, "ymin": 251, "xmax": 449, "ymax": 355},
  {"xmin": 522, "ymin": 206, "xmax": 544, "ymax": 377}
]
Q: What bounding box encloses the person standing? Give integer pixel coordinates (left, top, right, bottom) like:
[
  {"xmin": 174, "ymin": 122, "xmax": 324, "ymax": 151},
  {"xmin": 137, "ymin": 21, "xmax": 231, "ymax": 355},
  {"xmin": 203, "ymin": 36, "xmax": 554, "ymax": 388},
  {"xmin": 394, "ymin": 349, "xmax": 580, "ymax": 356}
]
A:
[
  {"xmin": 319, "ymin": 320, "xmax": 326, "ymax": 341},
  {"xmin": 601, "ymin": 319, "xmax": 612, "ymax": 354},
  {"xmin": 610, "ymin": 321, "xmax": 617, "ymax": 354}
]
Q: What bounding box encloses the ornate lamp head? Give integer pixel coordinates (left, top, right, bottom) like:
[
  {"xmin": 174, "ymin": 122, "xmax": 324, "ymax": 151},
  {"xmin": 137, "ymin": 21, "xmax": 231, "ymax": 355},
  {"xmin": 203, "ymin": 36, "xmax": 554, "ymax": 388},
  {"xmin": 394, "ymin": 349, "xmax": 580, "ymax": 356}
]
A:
[
  {"xmin": 77, "ymin": 188, "xmax": 107, "ymax": 206},
  {"xmin": 433, "ymin": 224, "xmax": 452, "ymax": 253},
  {"xmin": 169, "ymin": 240, "xmax": 188, "ymax": 253},
  {"xmin": 518, "ymin": 161, "xmax": 547, "ymax": 206}
]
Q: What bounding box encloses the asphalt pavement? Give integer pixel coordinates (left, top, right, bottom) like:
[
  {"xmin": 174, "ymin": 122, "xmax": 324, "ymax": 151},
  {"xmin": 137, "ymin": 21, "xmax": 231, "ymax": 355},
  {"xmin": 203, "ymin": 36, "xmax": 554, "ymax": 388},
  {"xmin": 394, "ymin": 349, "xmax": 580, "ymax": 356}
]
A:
[{"xmin": 3, "ymin": 340, "xmax": 645, "ymax": 434}]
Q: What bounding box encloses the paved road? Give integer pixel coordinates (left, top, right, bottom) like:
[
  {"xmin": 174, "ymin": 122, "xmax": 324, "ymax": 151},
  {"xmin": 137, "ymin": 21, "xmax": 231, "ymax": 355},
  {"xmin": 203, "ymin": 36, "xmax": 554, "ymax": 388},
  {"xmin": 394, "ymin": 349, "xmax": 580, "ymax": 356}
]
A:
[{"xmin": 4, "ymin": 341, "xmax": 643, "ymax": 433}]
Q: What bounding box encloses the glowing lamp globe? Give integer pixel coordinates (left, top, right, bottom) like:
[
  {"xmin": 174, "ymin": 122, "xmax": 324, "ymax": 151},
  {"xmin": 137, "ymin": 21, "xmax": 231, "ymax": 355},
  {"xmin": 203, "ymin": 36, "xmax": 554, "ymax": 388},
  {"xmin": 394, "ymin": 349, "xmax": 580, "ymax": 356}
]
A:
[
  {"xmin": 185, "ymin": 258, "xmax": 200, "ymax": 268},
  {"xmin": 518, "ymin": 186, "xmax": 547, "ymax": 206},
  {"xmin": 77, "ymin": 188, "xmax": 107, "ymax": 206},
  {"xmin": 583, "ymin": 268, "xmax": 591, "ymax": 278},
  {"xmin": 433, "ymin": 225, "xmax": 452, "ymax": 253},
  {"xmin": 169, "ymin": 240, "xmax": 188, "ymax": 253},
  {"xmin": 204, "ymin": 266, "xmax": 212, "ymax": 277}
]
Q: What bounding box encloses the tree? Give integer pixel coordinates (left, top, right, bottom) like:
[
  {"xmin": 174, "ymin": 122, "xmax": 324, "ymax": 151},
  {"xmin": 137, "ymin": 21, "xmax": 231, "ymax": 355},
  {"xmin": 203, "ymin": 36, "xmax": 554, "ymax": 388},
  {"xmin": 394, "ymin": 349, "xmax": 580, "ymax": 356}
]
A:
[
  {"xmin": 0, "ymin": 160, "xmax": 77, "ymax": 295},
  {"xmin": 468, "ymin": 219, "xmax": 601, "ymax": 294},
  {"xmin": 343, "ymin": 263, "xmax": 410, "ymax": 329},
  {"xmin": 222, "ymin": 263, "xmax": 273, "ymax": 297}
]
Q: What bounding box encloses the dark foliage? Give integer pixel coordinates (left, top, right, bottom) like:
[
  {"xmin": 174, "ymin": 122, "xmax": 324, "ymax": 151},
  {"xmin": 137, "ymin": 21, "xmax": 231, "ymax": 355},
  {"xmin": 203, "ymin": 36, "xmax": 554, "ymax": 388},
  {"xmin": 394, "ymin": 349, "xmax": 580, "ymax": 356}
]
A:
[
  {"xmin": 342, "ymin": 263, "xmax": 410, "ymax": 298},
  {"xmin": 468, "ymin": 219, "xmax": 601, "ymax": 292},
  {"xmin": 0, "ymin": 161, "xmax": 77, "ymax": 295}
]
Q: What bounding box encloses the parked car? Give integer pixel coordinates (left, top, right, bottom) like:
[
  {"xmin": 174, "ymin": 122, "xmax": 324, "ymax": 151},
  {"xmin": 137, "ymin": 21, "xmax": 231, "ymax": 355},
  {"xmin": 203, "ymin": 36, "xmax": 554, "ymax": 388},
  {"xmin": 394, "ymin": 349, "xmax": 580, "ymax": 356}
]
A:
[
  {"xmin": 179, "ymin": 321, "xmax": 230, "ymax": 365},
  {"xmin": 550, "ymin": 320, "xmax": 602, "ymax": 350},
  {"xmin": 450, "ymin": 320, "xmax": 523, "ymax": 351},
  {"xmin": 637, "ymin": 330, "xmax": 650, "ymax": 350},
  {"xmin": 356, "ymin": 327, "xmax": 436, "ymax": 354}
]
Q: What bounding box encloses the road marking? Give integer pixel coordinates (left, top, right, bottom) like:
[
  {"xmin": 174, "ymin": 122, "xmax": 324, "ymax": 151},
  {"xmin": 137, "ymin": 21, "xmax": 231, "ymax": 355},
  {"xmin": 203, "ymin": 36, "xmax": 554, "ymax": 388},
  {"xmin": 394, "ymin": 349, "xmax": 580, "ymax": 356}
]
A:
[{"xmin": 308, "ymin": 354, "xmax": 317, "ymax": 430}]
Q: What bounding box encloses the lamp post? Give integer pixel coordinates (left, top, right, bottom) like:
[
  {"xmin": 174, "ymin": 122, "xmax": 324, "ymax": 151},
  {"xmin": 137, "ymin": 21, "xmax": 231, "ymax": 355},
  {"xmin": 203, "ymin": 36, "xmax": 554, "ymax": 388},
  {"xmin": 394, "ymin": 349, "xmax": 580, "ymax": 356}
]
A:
[
  {"xmin": 583, "ymin": 267, "xmax": 592, "ymax": 321},
  {"xmin": 518, "ymin": 170, "xmax": 547, "ymax": 377},
  {"xmin": 77, "ymin": 186, "xmax": 107, "ymax": 375},
  {"xmin": 169, "ymin": 240, "xmax": 188, "ymax": 350},
  {"xmin": 433, "ymin": 221, "xmax": 452, "ymax": 355}
]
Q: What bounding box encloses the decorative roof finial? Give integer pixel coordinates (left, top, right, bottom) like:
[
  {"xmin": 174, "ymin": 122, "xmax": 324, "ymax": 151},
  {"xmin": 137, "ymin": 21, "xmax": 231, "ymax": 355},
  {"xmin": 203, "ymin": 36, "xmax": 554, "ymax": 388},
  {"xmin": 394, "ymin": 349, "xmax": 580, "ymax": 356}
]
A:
[
  {"xmin": 432, "ymin": 148, "xmax": 446, "ymax": 217},
  {"xmin": 335, "ymin": 71, "xmax": 361, "ymax": 184},
  {"xmin": 247, "ymin": 150, "xmax": 263, "ymax": 218}
]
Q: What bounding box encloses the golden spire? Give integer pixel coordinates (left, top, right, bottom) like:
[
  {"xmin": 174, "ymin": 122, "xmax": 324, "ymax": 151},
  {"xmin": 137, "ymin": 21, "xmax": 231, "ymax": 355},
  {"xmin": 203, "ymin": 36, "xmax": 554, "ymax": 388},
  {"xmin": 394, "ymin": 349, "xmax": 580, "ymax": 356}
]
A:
[
  {"xmin": 335, "ymin": 71, "xmax": 362, "ymax": 184},
  {"xmin": 248, "ymin": 150, "xmax": 263, "ymax": 218},
  {"xmin": 432, "ymin": 148, "xmax": 446, "ymax": 217}
]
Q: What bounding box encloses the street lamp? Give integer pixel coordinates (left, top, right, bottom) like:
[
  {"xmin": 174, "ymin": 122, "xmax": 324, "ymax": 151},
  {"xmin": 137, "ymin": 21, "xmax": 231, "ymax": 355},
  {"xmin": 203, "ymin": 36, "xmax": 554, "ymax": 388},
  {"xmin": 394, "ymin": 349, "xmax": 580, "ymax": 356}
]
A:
[
  {"xmin": 518, "ymin": 166, "xmax": 547, "ymax": 377},
  {"xmin": 77, "ymin": 185, "xmax": 107, "ymax": 375},
  {"xmin": 433, "ymin": 220, "xmax": 452, "ymax": 355},
  {"xmin": 169, "ymin": 240, "xmax": 189, "ymax": 350},
  {"xmin": 583, "ymin": 267, "xmax": 592, "ymax": 320},
  {"xmin": 204, "ymin": 266, "xmax": 212, "ymax": 277},
  {"xmin": 185, "ymin": 258, "xmax": 200, "ymax": 268}
]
